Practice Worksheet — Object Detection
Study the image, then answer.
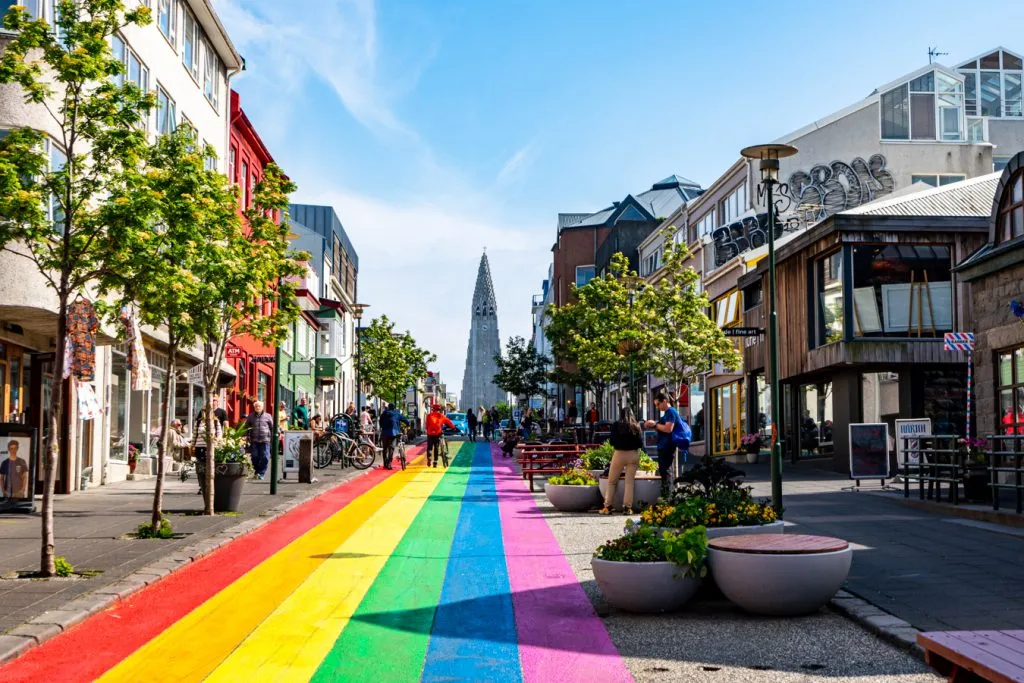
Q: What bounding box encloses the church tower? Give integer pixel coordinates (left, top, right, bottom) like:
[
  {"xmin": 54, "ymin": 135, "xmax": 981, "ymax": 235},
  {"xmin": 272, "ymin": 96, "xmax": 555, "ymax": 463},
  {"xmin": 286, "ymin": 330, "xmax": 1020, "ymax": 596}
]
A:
[{"xmin": 460, "ymin": 252, "xmax": 506, "ymax": 411}]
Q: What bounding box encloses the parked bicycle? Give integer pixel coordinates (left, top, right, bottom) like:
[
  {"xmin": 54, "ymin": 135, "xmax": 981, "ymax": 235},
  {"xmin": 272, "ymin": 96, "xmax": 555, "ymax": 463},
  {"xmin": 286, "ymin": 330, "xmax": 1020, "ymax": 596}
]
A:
[{"xmin": 314, "ymin": 419, "xmax": 376, "ymax": 470}]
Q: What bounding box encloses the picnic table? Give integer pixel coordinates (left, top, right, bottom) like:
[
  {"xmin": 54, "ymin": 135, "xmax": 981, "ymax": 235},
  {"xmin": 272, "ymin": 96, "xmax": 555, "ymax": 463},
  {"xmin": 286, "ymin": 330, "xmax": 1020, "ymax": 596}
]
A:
[
  {"xmin": 516, "ymin": 443, "xmax": 598, "ymax": 492},
  {"xmin": 919, "ymin": 630, "xmax": 1024, "ymax": 682}
]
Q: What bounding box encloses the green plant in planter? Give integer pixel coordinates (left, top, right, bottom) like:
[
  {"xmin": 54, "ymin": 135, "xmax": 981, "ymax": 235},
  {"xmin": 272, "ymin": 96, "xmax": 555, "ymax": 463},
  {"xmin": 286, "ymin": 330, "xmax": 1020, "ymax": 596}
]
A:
[
  {"xmin": 671, "ymin": 457, "xmax": 748, "ymax": 499},
  {"xmin": 638, "ymin": 452, "xmax": 657, "ymax": 473},
  {"xmin": 581, "ymin": 442, "xmax": 614, "ymax": 470},
  {"xmin": 594, "ymin": 523, "xmax": 707, "ymax": 577},
  {"xmin": 639, "ymin": 496, "xmax": 707, "ymax": 528},
  {"xmin": 548, "ymin": 467, "xmax": 597, "ymax": 486},
  {"xmin": 215, "ymin": 424, "xmax": 254, "ymax": 475}
]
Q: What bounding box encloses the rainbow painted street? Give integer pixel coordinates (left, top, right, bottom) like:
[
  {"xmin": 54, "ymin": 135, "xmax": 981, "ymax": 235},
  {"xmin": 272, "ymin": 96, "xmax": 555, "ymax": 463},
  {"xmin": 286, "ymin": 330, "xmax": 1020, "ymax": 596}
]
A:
[{"xmin": 0, "ymin": 442, "xmax": 631, "ymax": 683}]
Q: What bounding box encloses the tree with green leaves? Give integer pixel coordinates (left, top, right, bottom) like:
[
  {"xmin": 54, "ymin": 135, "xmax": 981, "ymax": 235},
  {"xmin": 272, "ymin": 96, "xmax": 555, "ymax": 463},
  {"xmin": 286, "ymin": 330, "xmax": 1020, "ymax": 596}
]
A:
[
  {"xmin": 99, "ymin": 125, "xmax": 241, "ymax": 530},
  {"xmin": 190, "ymin": 164, "xmax": 304, "ymax": 514},
  {"xmin": 647, "ymin": 229, "xmax": 740, "ymax": 399},
  {"xmin": 493, "ymin": 335, "xmax": 550, "ymax": 408},
  {"xmin": 0, "ymin": 0, "xmax": 153, "ymax": 575},
  {"xmin": 545, "ymin": 253, "xmax": 660, "ymax": 412},
  {"xmin": 359, "ymin": 315, "xmax": 436, "ymax": 407}
]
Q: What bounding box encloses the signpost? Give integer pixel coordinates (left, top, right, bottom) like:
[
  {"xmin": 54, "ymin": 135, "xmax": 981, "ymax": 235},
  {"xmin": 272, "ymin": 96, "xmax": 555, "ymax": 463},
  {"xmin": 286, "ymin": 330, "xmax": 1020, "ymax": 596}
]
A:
[
  {"xmin": 722, "ymin": 327, "xmax": 763, "ymax": 338},
  {"xmin": 848, "ymin": 422, "xmax": 890, "ymax": 487},
  {"xmin": 288, "ymin": 360, "xmax": 313, "ymax": 376},
  {"xmin": 943, "ymin": 332, "xmax": 975, "ymax": 438}
]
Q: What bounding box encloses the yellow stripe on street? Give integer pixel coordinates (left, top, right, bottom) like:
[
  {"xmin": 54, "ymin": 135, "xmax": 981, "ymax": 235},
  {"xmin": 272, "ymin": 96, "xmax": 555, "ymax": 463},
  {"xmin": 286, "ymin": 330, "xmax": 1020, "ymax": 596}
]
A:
[
  {"xmin": 97, "ymin": 456, "xmax": 428, "ymax": 683},
  {"xmin": 203, "ymin": 453, "xmax": 454, "ymax": 682}
]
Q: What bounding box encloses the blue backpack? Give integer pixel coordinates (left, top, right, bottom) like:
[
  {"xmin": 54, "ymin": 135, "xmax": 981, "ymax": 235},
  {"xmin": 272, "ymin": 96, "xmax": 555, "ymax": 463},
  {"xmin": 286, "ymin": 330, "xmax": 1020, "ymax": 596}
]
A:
[{"xmin": 672, "ymin": 417, "xmax": 692, "ymax": 451}]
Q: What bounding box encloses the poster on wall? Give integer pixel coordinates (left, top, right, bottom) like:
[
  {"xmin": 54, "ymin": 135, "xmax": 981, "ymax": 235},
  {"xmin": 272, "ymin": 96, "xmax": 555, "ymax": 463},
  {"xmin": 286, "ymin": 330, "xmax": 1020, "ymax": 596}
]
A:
[
  {"xmin": 0, "ymin": 424, "xmax": 37, "ymax": 513},
  {"xmin": 282, "ymin": 431, "xmax": 312, "ymax": 474},
  {"xmin": 895, "ymin": 418, "xmax": 931, "ymax": 467},
  {"xmin": 643, "ymin": 430, "xmax": 659, "ymax": 453},
  {"xmin": 849, "ymin": 423, "xmax": 890, "ymax": 480}
]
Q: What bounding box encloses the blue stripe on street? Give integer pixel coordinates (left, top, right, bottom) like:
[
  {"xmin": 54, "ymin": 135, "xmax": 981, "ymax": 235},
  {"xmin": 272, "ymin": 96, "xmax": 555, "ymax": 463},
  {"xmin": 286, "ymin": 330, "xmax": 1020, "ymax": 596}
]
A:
[{"xmin": 421, "ymin": 442, "xmax": 522, "ymax": 682}]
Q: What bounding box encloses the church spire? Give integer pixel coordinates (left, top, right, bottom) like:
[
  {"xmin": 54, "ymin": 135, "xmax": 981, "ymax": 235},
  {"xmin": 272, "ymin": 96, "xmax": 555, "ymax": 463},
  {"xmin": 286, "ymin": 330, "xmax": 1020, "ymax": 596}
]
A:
[{"xmin": 461, "ymin": 250, "xmax": 504, "ymax": 410}]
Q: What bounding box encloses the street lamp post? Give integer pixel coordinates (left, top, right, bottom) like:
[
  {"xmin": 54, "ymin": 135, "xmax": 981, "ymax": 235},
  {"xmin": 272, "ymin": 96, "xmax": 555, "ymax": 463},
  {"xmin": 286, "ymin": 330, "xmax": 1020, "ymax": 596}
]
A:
[
  {"xmin": 740, "ymin": 142, "xmax": 798, "ymax": 519},
  {"xmin": 352, "ymin": 303, "xmax": 369, "ymax": 417}
]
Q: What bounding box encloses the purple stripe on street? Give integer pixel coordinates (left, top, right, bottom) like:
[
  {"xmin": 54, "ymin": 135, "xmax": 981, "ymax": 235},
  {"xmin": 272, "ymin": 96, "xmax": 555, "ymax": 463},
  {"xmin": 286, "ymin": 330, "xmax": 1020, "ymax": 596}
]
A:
[{"xmin": 491, "ymin": 444, "xmax": 633, "ymax": 683}]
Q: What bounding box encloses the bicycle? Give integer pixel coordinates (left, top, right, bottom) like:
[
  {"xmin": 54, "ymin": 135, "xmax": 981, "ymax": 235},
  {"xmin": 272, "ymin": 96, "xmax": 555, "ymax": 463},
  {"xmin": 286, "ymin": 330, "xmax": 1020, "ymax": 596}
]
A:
[
  {"xmin": 313, "ymin": 427, "xmax": 375, "ymax": 470},
  {"xmin": 395, "ymin": 433, "xmax": 407, "ymax": 471},
  {"xmin": 439, "ymin": 435, "xmax": 450, "ymax": 468}
]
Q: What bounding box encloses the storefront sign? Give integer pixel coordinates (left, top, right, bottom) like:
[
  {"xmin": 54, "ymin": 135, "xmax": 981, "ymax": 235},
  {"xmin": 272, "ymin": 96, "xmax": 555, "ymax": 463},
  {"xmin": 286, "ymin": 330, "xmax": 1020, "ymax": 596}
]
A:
[
  {"xmin": 186, "ymin": 364, "xmax": 204, "ymax": 384},
  {"xmin": 251, "ymin": 355, "xmax": 275, "ymax": 364},
  {"xmin": 894, "ymin": 418, "xmax": 931, "ymax": 467},
  {"xmin": 288, "ymin": 360, "xmax": 313, "ymax": 376},
  {"xmin": 226, "ymin": 347, "xmax": 242, "ymax": 359},
  {"xmin": 722, "ymin": 327, "xmax": 763, "ymax": 338},
  {"xmin": 848, "ymin": 423, "xmax": 890, "ymax": 480},
  {"xmin": 0, "ymin": 423, "xmax": 37, "ymax": 513}
]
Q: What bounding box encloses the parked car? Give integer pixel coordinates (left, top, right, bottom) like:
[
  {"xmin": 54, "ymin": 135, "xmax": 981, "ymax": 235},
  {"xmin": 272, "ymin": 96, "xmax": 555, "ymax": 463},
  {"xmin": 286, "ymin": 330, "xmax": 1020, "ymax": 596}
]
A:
[{"xmin": 445, "ymin": 412, "xmax": 469, "ymax": 436}]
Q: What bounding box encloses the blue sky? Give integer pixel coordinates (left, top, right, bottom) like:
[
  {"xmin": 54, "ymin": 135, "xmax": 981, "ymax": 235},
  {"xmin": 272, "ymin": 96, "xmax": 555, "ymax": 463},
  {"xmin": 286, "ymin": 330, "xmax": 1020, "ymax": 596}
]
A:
[{"xmin": 215, "ymin": 0, "xmax": 1024, "ymax": 395}]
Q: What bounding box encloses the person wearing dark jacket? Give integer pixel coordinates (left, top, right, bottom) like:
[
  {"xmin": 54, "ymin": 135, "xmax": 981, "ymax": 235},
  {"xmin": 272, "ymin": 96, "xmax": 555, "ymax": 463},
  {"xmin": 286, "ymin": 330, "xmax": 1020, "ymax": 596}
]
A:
[
  {"xmin": 599, "ymin": 407, "xmax": 644, "ymax": 515},
  {"xmin": 378, "ymin": 404, "xmax": 410, "ymax": 470},
  {"xmin": 466, "ymin": 408, "xmax": 478, "ymax": 442}
]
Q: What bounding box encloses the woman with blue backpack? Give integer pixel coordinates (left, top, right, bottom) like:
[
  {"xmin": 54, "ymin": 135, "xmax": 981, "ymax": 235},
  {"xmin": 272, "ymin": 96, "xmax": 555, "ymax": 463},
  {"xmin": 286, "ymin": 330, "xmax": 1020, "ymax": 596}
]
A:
[{"xmin": 645, "ymin": 392, "xmax": 692, "ymax": 497}]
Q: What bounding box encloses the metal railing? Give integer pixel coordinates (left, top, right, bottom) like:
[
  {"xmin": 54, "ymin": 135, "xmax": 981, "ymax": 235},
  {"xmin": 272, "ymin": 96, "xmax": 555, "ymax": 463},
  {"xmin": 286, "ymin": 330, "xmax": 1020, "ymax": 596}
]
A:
[{"xmin": 985, "ymin": 435, "xmax": 1024, "ymax": 514}]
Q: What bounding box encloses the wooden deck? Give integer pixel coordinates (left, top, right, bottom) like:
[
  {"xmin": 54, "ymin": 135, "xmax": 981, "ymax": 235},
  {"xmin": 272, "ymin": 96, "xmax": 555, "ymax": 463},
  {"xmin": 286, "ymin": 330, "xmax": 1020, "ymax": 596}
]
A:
[{"xmin": 918, "ymin": 630, "xmax": 1024, "ymax": 682}]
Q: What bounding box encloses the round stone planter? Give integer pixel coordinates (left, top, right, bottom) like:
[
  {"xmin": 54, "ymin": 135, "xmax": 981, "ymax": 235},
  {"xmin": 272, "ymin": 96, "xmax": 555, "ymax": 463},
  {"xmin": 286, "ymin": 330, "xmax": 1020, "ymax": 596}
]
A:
[
  {"xmin": 599, "ymin": 475, "xmax": 661, "ymax": 509},
  {"xmin": 708, "ymin": 534, "xmax": 852, "ymax": 616},
  {"xmin": 706, "ymin": 520, "xmax": 785, "ymax": 539},
  {"xmin": 745, "ymin": 452, "xmax": 759, "ymax": 464},
  {"xmin": 591, "ymin": 558, "xmax": 701, "ymax": 613},
  {"xmin": 544, "ymin": 483, "xmax": 601, "ymax": 512}
]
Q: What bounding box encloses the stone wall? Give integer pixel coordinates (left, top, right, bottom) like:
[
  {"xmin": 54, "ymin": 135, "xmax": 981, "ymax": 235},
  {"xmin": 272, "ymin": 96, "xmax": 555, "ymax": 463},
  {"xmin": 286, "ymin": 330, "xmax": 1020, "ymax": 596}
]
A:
[{"xmin": 971, "ymin": 261, "xmax": 1024, "ymax": 435}]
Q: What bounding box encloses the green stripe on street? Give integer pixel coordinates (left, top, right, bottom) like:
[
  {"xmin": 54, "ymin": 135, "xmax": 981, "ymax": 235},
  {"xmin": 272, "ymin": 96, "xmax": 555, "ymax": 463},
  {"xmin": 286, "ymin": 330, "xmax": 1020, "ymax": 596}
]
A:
[{"xmin": 311, "ymin": 442, "xmax": 472, "ymax": 682}]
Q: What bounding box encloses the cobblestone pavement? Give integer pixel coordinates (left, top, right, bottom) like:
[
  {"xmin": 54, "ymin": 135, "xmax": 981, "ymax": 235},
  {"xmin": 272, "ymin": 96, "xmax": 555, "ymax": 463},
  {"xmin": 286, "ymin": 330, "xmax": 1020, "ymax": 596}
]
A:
[
  {"xmin": 0, "ymin": 463, "xmax": 366, "ymax": 635},
  {"xmin": 541, "ymin": 495, "xmax": 940, "ymax": 682},
  {"xmin": 741, "ymin": 462, "xmax": 1024, "ymax": 632}
]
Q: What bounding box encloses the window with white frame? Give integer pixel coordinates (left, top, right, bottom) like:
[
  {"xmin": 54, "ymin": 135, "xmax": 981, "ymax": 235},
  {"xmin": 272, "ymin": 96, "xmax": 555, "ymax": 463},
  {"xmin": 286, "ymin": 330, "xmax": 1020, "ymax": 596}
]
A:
[
  {"xmin": 203, "ymin": 142, "xmax": 216, "ymax": 171},
  {"xmin": 228, "ymin": 145, "xmax": 236, "ymax": 184},
  {"xmin": 283, "ymin": 327, "xmax": 294, "ymax": 356},
  {"xmin": 880, "ymin": 70, "xmax": 964, "ymax": 141},
  {"xmin": 157, "ymin": 0, "xmax": 176, "ymax": 44},
  {"xmin": 695, "ymin": 209, "xmax": 716, "ymax": 238},
  {"xmin": 721, "ymin": 184, "xmax": 747, "ymax": 224},
  {"xmin": 203, "ymin": 37, "xmax": 220, "ymax": 108},
  {"xmin": 182, "ymin": 6, "xmax": 199, "ymax": 79},
  {"xmin": 320, "ymin": 322, "xmax": 332, "ymax": 357},
  {"xmin": 155, "ymin": 86, "xmax": 175, "ymax": 135},
  {"xmin": 911, "ymin": 173, "xmax": 967, "ymax": 188},
  {"xmin": 110, "ymin": 34, "xmax": 126, "ymax": 87},
  {"xmin": 958, "ymin": 49, "xmax": 1023, "ymax": 119}
]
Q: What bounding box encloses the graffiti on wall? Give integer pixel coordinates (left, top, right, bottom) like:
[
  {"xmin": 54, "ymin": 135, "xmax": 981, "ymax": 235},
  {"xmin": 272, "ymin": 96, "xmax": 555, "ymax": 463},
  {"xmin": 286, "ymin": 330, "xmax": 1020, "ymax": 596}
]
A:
[
  {"xmin": 781, "ymin": 154, "xmax": 895, "ymax": 222},
  {"xmin": 712, "ymin": 213, "xmax": 795, "ymax": 267}
]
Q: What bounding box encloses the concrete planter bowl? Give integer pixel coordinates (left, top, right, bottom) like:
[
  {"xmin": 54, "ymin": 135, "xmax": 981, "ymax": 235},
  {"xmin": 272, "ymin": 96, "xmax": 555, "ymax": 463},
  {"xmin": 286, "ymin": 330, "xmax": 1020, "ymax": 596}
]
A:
[
  {"xmin": 544, "ymin": 483, "xmax": 601, "ymax": 512},
  {"xmin": 591, "ymin": 558, "xmax": 701, "ymax": 613},
  {"xmin": 598, "ymin": 475, "xmax": 661, "ymax": 509},
  {"xmin": 709, "ymin": 534, "xmax": 852, "ymax": 616},
  {"xmin": 626, "ymin": 520, "xmax": 785, "ymax": 538}
]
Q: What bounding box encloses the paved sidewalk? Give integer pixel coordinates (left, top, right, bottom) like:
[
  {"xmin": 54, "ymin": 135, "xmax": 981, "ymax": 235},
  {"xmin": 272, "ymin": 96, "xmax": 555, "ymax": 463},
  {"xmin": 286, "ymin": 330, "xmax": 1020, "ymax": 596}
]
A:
[
  {"xmin": 742, "ymin": 462, "xmax": 1024, "ymax": 633},
  {"xmin": 0, "ymin": 464, "xmax": 366, "ymax": 636}
]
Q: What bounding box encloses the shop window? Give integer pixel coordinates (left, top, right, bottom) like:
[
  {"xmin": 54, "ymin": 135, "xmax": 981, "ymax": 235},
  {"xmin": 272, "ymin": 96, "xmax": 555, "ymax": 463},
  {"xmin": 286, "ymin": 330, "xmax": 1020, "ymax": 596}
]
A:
[
  {"xmin": 997, "ymin": 347, "xmax": 1024, "ymax": 435},
  {"xmin": 798, "ymin": 382, "xmax": 833, "ymax": 458},
  {"xmin": 997, "ymin": 169, "xmax": 1024, "ymax": 243},
  {"xmin": 921, "ymin": 369, "xmax": 966, "ymax": 437},
  {"xmin": 754, "ymin": 373, "xmax": 771, "ymax": 437},
  {"xmin": 851, "ymin": 245, "xmax": 952, "ymax": 338},
  {"xmin": 689, "ymin": 376, "xmax": 705, "ymax": 443},
  {"xmin": 813, "ymin": 251, "xmax": 844, "ymax": 346},
  {"xmin": 257, "ymin": 372, "xmax": 269, "ymax": 405},
  {"xmin": 710, "ymin": 380, "xmax": 743, "ymax": 455}
]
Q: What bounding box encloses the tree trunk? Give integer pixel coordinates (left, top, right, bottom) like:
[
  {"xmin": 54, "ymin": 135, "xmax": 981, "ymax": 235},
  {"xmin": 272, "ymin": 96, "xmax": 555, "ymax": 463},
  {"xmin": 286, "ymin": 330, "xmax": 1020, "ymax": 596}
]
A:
[
  {"xmin": 152, "ymin": 339, "xmax": 177, "ymax": 529},
  {"xmin": 40, "ymin": 293, "xmax": 68, "ymax": 577}
]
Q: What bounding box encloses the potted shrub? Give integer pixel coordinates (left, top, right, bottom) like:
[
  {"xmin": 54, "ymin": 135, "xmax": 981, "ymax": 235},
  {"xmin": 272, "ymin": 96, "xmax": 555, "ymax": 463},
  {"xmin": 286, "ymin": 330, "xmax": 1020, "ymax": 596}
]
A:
[
  {"xmin": 599, "ymin": 452, "xmax": 662, "ymax": 509},
  {"xmin": 591, "ymin": 523, "xmax": 707, "ymax": 613},
  {"xmin": 127, "ymin": 444, "xmax": 139, "ymax": 475},
  {"xmin": 544, "ymin": 465, "xmax": 601, "ymax": 512},
  {"xmin": 740, "ymin": 433, "xmax": 762, "ymax": 463},
  {"xmin": 959, "ymin": 437, "xmax": 990, "ymax": 503},
  {"xmin": 196, "ymin": 425, "xmax": 252, "ymax": 512},
  {"xmin": 581, "ymin": 442, "xmax": 613, "ymax": 479}
]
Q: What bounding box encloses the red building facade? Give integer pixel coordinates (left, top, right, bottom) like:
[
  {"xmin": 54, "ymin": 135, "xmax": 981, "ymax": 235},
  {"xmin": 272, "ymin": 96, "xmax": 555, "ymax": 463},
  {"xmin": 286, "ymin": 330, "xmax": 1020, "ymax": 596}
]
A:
[{"xmin": 224, "ymin": 90, "xmax": 277, "ymax": 424}]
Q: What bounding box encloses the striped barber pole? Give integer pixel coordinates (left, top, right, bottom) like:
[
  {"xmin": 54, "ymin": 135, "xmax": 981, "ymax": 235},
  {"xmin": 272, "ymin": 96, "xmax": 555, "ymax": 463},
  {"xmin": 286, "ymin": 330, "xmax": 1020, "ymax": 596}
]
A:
[{"xmin": 944, "ymin": 332, "xmax": 975, "ymax": 438}]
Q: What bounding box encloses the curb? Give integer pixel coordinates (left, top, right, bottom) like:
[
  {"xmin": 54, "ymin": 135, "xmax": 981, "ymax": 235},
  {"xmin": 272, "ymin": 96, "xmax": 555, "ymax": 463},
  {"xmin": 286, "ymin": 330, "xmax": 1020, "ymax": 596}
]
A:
[
  {"xmin": 0, "ymin": 467, "xmax": 376, "ymax": 665},
  {"xmin": 829, "ymin": 589, "xmax": 924, "ymax": 660}
]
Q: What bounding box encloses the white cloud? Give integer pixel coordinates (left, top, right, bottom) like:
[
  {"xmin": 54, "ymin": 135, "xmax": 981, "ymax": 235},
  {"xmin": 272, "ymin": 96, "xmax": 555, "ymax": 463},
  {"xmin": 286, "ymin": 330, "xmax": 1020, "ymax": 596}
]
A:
[{"xmin": 496, "ymin": 142, "xmax": 540, "ymax": 186}]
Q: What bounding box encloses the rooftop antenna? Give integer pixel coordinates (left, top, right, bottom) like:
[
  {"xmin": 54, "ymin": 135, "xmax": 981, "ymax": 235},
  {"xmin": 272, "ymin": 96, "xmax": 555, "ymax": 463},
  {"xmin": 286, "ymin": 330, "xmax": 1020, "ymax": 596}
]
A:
[{"xmin": 928, "ymin": 47, "xmax": 948, "ymax": 64}]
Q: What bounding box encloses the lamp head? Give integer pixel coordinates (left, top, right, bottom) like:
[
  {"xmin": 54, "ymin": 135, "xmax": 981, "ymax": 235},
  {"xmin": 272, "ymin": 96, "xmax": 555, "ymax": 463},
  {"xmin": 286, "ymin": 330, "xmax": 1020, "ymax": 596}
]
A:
[
  {"xmin": 740, "ymin": 143, "xmax": 798, "ymax": 184},
  {"xmin": 352, "ymin": 303, "xmax": 369, "ymax": 321}
]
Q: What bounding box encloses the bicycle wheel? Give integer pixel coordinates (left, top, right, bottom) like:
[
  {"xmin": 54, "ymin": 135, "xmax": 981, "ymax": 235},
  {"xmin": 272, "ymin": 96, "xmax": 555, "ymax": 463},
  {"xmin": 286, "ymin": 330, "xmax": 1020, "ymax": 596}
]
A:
[
  {"xmin": 350, "ymin": 442, "xmax": 377, "ymax": 470},
  {"xmin": 440, "ymin": 439, "xmax": 449, "ymax": 468},
  {"xmin": 397, "ymin": 442, "xmax": 407, "ymax": 471},
  {"xmin": 313, "ymin": 436, "xmax": 334, "ymax": 469}
]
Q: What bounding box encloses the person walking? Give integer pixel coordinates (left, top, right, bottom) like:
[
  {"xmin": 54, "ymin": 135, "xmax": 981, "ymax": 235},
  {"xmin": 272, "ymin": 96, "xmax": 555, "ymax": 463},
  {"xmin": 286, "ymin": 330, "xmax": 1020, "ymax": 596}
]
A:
[
  {"xmin": 567, "ymin": 400, "xmax": 579, "ymax": 425},
  {"xmin": 466, "ymin": 406, "xmax": 478, "ymax": 442},
  {"xmin": 645, "ymin": 392, "xmax": 690, "ymax": 497},
  {"xmin": 556, "ymin": 404, "xmax": 565, "ymax": 430},
  {"xmin": 480, "ymin": 406, "xmax": 491, "ymax": 441},
  {"xmin": 378, "ymin": 403, "xmax": 410, "ymax": 470},
  {"xmin": 599, "ymin": 407, "xmax": 644, "ymax": 515},
  {"xmin": 293, "ymin": 396, "xmax": 310, "ymax": 430},
  {"xmin": 244, "ymin": 400, "xmax": 274, "ymax": 480}
]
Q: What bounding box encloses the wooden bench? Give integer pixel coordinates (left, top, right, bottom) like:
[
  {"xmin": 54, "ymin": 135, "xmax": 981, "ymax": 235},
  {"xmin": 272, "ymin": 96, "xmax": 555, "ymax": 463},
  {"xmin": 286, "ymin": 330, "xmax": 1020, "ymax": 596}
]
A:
[{"xmin": 918, "ymin": 631, "xmax": 1024, "ymax": 682}]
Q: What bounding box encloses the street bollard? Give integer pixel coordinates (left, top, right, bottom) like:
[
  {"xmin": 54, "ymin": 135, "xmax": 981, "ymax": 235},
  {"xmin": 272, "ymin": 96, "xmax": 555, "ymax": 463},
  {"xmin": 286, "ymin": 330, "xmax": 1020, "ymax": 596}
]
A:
[{"xmin": 299, "ymin": 437, "xmax": 313, "ymax": 484}]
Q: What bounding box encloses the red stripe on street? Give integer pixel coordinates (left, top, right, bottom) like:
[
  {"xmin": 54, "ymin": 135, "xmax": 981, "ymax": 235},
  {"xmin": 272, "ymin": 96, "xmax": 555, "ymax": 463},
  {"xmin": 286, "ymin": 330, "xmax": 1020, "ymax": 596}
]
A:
[{"xmin": 0, "ymin": 447, "xmax": 423, "ymax": 683}]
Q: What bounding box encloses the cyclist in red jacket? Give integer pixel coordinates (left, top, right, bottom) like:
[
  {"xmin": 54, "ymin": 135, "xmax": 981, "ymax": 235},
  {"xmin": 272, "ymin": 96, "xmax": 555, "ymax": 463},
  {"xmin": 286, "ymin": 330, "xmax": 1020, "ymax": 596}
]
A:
[{"xmin": 424, "ymin": 404, "xmax": 455, "ymax": 467}]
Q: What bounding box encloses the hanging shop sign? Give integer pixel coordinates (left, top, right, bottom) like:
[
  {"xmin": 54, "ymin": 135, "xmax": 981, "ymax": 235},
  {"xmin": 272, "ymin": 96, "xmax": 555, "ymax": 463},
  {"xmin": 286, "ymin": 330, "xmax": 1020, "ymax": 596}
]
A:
[
  {"xmin": 722, "ymin": 327, "xmax": 763, "ymax": 338},
  {"xmin": 251, "ymin": 354, "xmax": 276, "ymax": 364},
  {"xmin": 289, "ymin": 360, "xmax": 313, "ymax": 376},
  {"xmin": 226, "ymin": 347, "xmax": 242, "ymax": 359},
  {"xmin": 849, "ymin": 422, "xmax": 890, "ymax": 481}
]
